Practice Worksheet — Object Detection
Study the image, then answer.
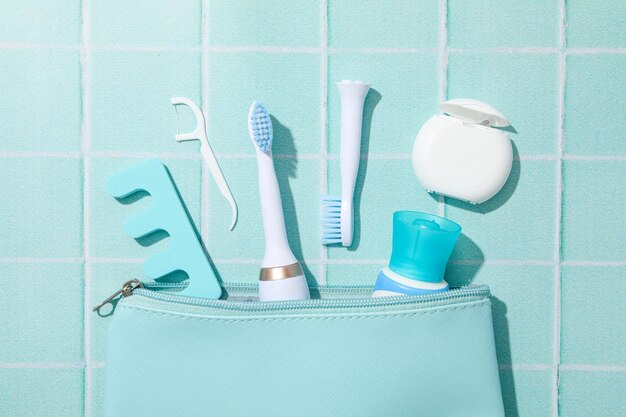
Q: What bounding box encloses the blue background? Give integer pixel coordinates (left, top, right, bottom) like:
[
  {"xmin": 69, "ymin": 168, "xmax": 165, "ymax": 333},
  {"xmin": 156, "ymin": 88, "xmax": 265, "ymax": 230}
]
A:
[{"xmin": 0, "ymin": 1, "xmax": 624, "ymax": 416}]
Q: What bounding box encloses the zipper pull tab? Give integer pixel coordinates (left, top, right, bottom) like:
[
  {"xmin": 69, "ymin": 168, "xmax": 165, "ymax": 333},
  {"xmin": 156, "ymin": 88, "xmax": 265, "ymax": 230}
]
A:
[{"xmin": 93, "ymin": 279, "xmax": 143, "ymax": 313}]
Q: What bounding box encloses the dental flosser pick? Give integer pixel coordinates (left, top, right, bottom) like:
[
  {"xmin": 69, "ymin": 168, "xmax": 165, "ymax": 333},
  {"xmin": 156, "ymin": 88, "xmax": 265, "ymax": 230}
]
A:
[{"xmin": 171, "ymin": 97, "xmax": 238, "ymax": 230}]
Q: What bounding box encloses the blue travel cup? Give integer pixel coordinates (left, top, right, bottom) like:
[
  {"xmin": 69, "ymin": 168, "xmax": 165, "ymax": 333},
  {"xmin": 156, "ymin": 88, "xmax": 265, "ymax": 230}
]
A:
[{"xmin": 373, "ymin": 211, "xmax": 461, "ymax": 297}]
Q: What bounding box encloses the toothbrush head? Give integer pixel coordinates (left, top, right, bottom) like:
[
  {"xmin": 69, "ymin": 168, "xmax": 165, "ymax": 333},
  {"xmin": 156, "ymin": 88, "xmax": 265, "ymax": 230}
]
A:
[
  {"xmin": 321, "ymin": 195, "xmax": 343, "ymax": 245},
  {"xmin": 248, "ymin": 101, "xmax": 273, "ymax": 154}
]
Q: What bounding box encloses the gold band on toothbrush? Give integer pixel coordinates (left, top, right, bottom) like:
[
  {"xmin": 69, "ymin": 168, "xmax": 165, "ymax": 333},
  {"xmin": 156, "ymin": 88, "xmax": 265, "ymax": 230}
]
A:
[{"xmin": 259, "ymin": 263, "xmax": 304, "ymax": 281}]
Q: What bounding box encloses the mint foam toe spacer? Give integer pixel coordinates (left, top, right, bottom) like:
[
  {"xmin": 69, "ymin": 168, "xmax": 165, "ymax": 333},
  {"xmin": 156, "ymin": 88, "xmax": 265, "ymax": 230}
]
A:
[
  {"xmin": 373, "ymin": 211, "xmax": 461, "ymax": 297},
  {"xmin": 106, "ymin": 159, "xmax": 222, "ymax": 300}
]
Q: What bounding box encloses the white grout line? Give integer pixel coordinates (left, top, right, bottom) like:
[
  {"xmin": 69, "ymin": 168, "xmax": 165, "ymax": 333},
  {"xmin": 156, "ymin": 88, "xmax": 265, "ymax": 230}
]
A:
[
  {"xmin": 449, "ymin": 259, "xmax": 555, "ymax": 266},
  {"xmin": 9, "ymin": 257, "xmax": 618, "ymax": 267},
  {"xmin": 209, "ymin": 45, "xmax": 321, "ymax": 53},
  {"xmin": 91, "ymin": 257, "xmax": 144, "ymax": 264},
  {"xmin": 563, "ymin": 154, "xmax": 626, "ymax": 161},
  {"xmin": 560, "ymin": 364, "xmax": 626, "ymax": 372},
  {"xmin": 329, "ymin": 47, "xmax": 438, "ymax": 54},
  {"xmin": 553, "ymin": 3, "xmax": 566, "ymax": 415},
  {"xmin": 2, "ymin": 43, "xmax": 624, "ymax": 55},
  {"xmin": 1, "ymin": 362, "xmax": 622, "ymax": 372},
  {"xmin": 274, "ymin": 153, "xmax": 323, "ymax": 159},
  {"xmin": 219, "ymin": 258, "xmax": 324, "ymax": 265},
  {"xmin": 0, "ymin": 362, "xmax": 86, "ymax": 369},
  {"xmin": 89, "ymin": 151, "xmax": 201, "ymax": 159},
  {"xmin": 448, "ymin": 47, "xmax": 559, "ymax": 54},
  {"xmin": 0, "ymin": 43, "xmax": 80, "ymax": 50},
  {"xmin": 2, "ymin": 361, "xmax": 619, "ymax": 372},
  {"xmin": 566, "ymin": 48, "xmax": 626, "ymax": 55},
  {"xmin": 97, "ymin": 45, "xmax": 202, "ymax": 52},
  {"xmin": 520, "ymin": 154, "xmax": 559, "ymax": 160},
  {"xmin": 2, "ymin": 151, "xmax": 625, "ymax": 161},
  {"xmin": 212, "ymin": 258, "xmax": 268, "ymax": 265},
  {"xmin": 561, "ymin": 260, "xmax": 626, "ymax": 266},
  {"xmin": 0, "ymin": 151, "xmax": 82, "ymax": 158},
  {"xmin": 437, "ymin": 0, "xmax": 448, "ymax": 218},
  {"xmin": 498, "ymin": 364, "xmax": 554, "ymax": 371},
  {"xmin": 0, "ymin": 257, "xmax": 84, "ymax": 263},
  {"xmin": 327, "ymin": 153, "xmax": 412, "ymax": 160},
  {"xmin": 319, "ymin": 0, "xmax": 329, "ymax": 287},
  {"xmin": 438, "ymin": 0, "xmax": 448, "ymax": 104},
  {"xmin": 201, "ymin": 0, "xmax": 210, "ymax": 247},
  {"xmin": 80, "ymin": 1, "xmax": 94, "ymax": 415}
]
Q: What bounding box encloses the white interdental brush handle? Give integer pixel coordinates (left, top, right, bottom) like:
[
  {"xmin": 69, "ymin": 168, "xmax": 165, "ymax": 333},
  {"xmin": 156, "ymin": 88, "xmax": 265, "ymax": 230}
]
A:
[{"xmin": 337, "ymin": 80, "xmax": 370, "ymax": 247}]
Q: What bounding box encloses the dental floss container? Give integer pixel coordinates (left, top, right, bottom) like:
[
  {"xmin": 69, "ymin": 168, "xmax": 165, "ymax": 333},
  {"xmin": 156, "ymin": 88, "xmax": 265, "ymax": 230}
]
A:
[
  {"xmin": 412, "ymin": 99, "xmax": 512, "ymax": 204},
  {"xmin": 373, "ymin": 211, "xmax": 461, "ymax": 297}
]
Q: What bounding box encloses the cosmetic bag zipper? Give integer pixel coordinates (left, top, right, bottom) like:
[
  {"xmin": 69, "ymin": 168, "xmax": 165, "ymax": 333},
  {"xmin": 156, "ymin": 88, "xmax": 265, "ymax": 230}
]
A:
[{"xmin": 94, "ymin": 280, "xmax": 490, "ymax": 314}]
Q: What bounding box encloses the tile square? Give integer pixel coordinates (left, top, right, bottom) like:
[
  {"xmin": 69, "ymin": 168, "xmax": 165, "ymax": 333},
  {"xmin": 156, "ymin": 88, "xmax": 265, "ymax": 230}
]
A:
[
  {"xmin": 446, "ymin": 264, "xmax": 554, "ymax": 365},
  {"xmin": 89, "ymin": 50, "xmax": 201, "ymax": 153},
  {"xmin": 498, "ymin": 369, "xmax": 553, "ymax": 417},
  {"xmin": 566, "ymin": 0, "xmax": 626, "ymax": 48},
  {"xmin": 327, "ymin": 158, "xmax": 440, "ymax": 261},
  {"xmin": 90, "ymin": 0, "xmax": 201, "ymax": 47},
  {"xmin": 0, "ymin": 263, "xmax": 83, "ymax": 362},
  {"xmin": 328, "ymin": 0, "xmax": 439, "ymax": 48},
  {"xmin": 327, "ymin": 52, "xmax": 439, "ymax": 155},
  {"xmin": 209, "ymin": 0, "xmax": 321, "ymax": 48},
  {"xmin": 0, "ymin": 368, "xmax": 83, "ymax": 417},
  {"xmin": 207, "ymin": 52, "xmax": 321, "ymax": 154},
  {"xmin": 560, "ymin": 370, "xmax": 626, "ymax": 417},
  {"xmin": 445, "ymin": 160, "xmax": 557, "ymax": 261},
  {"xmin": 448, "ymin": 0, "xmax": 559, "ymax": 48},
  {"xmin": 562, "ymin": 160, "xmax": 625, "ymax": 261},
  {"xmin": 561, "ymin": 266, "xmax": 626, "ymax": 365},
  {"xmin": 326, "ymin": 263, "xmax": 381, "ymax": 286},
  {"xmin": 0, "ymin": 157, "xmax": 82, "ymax": 258},
  {"xmin": 208, "ymin": 158, "xmax": 321, "ymax": 282},
  {"xmin": 0, "ymin": 49, "xmax": 81, "ymax": 152},
  {"xmin": 447, "ymin": 52, "xmax": 559, "ymax": 155},
  {"xmin": 0, "ymin": 0, "xmax": 80, "ymax": 45},
  {"xmin": 92, "ymin": 366, "xmax": 106, "ymax": 417},
  {"xmin": 89, "ymin": 157, "xmax": 201, "ymax": 259},
  {"xmin": 565, "ymin": 54, "xmax": 626, "ymax": 155}
]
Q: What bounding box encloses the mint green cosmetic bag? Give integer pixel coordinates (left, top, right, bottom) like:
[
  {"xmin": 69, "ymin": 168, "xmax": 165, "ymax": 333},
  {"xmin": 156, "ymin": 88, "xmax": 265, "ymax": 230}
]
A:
[{"xmin": 102, "ymin": 283, "xmax": 504, "ymax": 417}]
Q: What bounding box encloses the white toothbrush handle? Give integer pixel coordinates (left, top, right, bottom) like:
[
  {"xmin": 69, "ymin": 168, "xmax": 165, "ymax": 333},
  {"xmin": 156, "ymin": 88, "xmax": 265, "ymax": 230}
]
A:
[
  {"xmin": 259, "ymin": 275, "xmax": 309, "ymax": 301},
  {"xmin": 256, "ymin": 149, "xmax": 297, "ymax": 268},
  {"xmin": 200, "ymin": 145, "xmax": 238, "ymax": 230},
  {"xmin": 337, "ymin": 80, "xmax": 370, "ymax": 246}
]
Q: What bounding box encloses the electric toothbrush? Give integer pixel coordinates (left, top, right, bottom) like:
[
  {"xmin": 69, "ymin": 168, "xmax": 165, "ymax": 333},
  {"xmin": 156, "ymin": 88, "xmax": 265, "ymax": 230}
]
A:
[{"xmin": 248, "ymin": 101, "xmax": 310, "ymax": 302}]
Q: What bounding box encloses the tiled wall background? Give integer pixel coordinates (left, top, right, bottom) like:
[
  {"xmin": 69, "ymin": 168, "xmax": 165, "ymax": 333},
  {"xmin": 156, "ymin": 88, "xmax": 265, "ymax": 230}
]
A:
[{"xmin": 0, "ymin": 1, "xmax": 624, "ymax": 416}]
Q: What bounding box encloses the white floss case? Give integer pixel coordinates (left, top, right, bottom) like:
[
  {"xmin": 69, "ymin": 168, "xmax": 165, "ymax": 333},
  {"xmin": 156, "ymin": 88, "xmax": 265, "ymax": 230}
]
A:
[{"xmin": 412, "ymin": 99, "xmax": 513, "ymax": 204}]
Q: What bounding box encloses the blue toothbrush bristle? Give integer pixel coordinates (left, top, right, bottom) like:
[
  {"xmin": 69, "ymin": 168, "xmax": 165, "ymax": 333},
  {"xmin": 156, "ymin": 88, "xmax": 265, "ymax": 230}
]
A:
[
  {"xmin": 321, "ymin": 195, "xmax": 342, "ymax": 244},
  {"xmin": 248, "ymin": 101, "xmax": 273, "ymax": 153}
]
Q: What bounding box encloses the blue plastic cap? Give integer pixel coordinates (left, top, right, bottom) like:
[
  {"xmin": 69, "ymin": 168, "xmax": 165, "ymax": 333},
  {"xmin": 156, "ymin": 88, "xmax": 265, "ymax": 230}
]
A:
[{"xmin": 388, "ymin": 211, "xmax": 461, "ymax": 283}]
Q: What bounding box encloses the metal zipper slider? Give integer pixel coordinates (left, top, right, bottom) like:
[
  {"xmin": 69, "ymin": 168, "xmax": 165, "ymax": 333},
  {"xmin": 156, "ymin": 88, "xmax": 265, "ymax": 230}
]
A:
[{"xmin": 93, "ymin": 279, "xmax": 143, "ymax": 313}]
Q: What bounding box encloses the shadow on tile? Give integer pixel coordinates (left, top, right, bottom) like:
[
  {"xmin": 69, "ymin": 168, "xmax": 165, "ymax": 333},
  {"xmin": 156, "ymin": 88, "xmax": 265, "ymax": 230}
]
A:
[
  {"xmin": 272, "ymin": 115, "xmax": 317, "ymax": 285},
  {"xmin": 498, "ymin": 367, "xmax": 521, "ymax": 417},
  {"xmin": 445, "ymin": 233, "xmax": 484, "ymax": 286},
  {"xmin": 442, "ymin": 140, "xmax": 521, "ymax": 214},
  {"xmin": 492, "ymin": 295, "xmax": 514, "ymax": 365},
  {"xmin": 349, "ymin": 88, "xmax": 382, "ymax": 251}
]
